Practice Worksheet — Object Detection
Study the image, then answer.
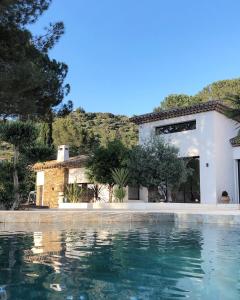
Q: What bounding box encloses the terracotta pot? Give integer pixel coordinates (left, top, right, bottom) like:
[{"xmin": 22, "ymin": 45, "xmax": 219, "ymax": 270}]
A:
[{"xmin": 221, "ymin": 196, "xmax": 230, "ymax": 204}]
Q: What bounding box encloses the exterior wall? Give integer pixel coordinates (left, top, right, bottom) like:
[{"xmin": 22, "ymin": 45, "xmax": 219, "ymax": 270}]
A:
[
  {"xmin": 232, "ymin": 147, "xmax": 240, "ymax": 203},
  {"xmin": 36, "ymin": 171, "xmax": 44, "ymax": 206},
  {"xmin": 139, "ymin": 187, "xmax": 148, "ymax": 202},
  {"xmin": 68, "ymin": 168, "xmax": 89, "ymax": 184},
  {"xmin": 69, "ymin": 168, "xmax": 129, "ymax": 202},
  {"xmin": 139, "ymin": 111, "xmax": 238, "ymax": 204},
  {"xmin": 43, "ymin": 168, "xmax": 69, "ymax": 208},
  {"xmin": 95, "ymin": 185, "xmax": 129, "ymax": 203},
  {"xmin": 36, "ymin": 171, "xmax": 44, "ymax": 186},
  {"xmin": 214, "ymin": 113, "xmax": 237, "ymax": 203}
]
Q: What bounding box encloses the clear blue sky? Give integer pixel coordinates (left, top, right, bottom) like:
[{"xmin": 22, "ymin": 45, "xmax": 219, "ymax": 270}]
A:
[{"xmin": 29, "ymin": 0, "xmax": 240, "ymax": 116}]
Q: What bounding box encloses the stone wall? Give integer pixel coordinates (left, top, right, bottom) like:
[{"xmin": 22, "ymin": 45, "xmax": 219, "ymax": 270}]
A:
[
  {"xmin": 1, "ymin": 210, "xmax": 240, "ymax": 225},
  {"xmin": 43, "ymin": 168, "xmax": 69, "ymax": 208},
  {"xmin": 36, "ymin": 186, "xmax": 43, "ymax": 206}
]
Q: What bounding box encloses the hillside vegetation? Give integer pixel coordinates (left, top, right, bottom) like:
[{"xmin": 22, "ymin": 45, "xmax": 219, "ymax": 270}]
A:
[{"xmin": 51, "ymin": 111, "xmax": 138, "ymax": 155}]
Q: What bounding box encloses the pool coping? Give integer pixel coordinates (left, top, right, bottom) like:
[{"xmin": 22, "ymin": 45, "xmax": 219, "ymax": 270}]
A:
[{"xmin": 1, "ymin": 209, "xmax": 240, "ymax": 225}]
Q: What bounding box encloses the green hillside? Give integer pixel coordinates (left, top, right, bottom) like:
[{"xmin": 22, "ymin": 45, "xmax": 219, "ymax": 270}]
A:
[{"xmin": 51, "ymin": 111, "xmax": 138, "ymax": 155}]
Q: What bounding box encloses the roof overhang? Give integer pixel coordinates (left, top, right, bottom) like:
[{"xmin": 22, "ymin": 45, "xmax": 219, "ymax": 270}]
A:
[
  {"xmin": 32, "ymin": 155, "xmax": 89, "ymax": 171},
  {"xmin": 130, "ymin": 100, "xmax": 234, "ymax": 125}
]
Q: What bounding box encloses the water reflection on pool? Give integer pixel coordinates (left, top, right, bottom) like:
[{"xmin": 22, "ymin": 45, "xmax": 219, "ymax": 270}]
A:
[{"xmin": 0, "ymin": 222, "xmax": 240, "ymax": 299}]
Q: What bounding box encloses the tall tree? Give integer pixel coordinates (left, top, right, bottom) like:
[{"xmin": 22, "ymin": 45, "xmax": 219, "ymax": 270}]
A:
[
  {"xmin": 0, "ymin": 121, "xmax": 38, "ymax": 209},
  {"xmin": 196, "ymin": 79, "xmax": 240, "ymax": 103},
  {"xmin": 86, "ymin": 140, "xmax": 129, "ymax": 202},
  {"xmin": 224, "ymin": 94, "xmax": 240, "ymax": 121},
  {"xmin": 56, "ymin": 100, "xmax": 74, "ymax": 118},
  {"xmin": 0, "ymin": 0, "xmax": 70, "ymax": 148},
  {"xmin": 154, "ymin": 94, "xmax": 202, "ymax": 111},
  {"xmin": 153, "ymin": 79, "xmax": 240, "ymax": 111},
  {"xmin": 0, "ymin": 0, "xmax": 52, "ymax": 27}
]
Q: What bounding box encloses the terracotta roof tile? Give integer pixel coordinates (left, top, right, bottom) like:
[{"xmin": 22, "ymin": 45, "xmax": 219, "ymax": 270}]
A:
[
  {"xmin": 33, "ymin": 155, "xmax": 89, "ymax": 171},
  {"xmin": 130, "ymin": 100, "xmax": 231, "ymax": 125}
]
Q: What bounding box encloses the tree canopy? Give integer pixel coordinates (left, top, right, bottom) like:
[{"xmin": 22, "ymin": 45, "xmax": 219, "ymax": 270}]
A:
[
  {"xmin": 154, "ymin": 94, "xmax": 202, "ymax": 111},
  {"xmin": 0, "ymin": 120, "xmax": 54, "ymax": 209},
  {"xmin": 0, "ymin": 0, "xmax": 52, "ymax": 27},
  {"xmin": 86, "ymin": 140, "xmax": 130, "ymax": 202},
  {"xmin": 0, "ymin": 0, "xmax": 69, "ymax": 120},
  {"xmin": 127, "ymin": 137, "xmax": 187, "ymax": 191},
  {"xmin": 154, "ymin": 78, "xmax": 240, "ymax": 110},
  {"xmin": 196, "ymin": 79, "xmax": 240, "ymax": 102}
]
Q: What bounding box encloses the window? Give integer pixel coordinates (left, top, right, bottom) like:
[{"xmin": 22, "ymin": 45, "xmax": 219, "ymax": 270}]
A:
[
  {"xmin": 156, "ymin": 120, "xmax": 196, "ymax": 135},
  {"xmin": 148, "ymin": 157, "xmax": 201, "ymax": 203},
  {"xmin": 128, "ymin": 186, "xmax": 139, "ymax": 200},
  {"xmin": 167, "ymin": 157, "xmax": 200, "ymax": 203}
]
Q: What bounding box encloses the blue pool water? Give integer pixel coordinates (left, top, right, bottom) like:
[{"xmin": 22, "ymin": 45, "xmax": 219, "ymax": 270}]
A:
[{"xmin": 0, "ymin": 222, "xmax": 240, "ymax": 300}]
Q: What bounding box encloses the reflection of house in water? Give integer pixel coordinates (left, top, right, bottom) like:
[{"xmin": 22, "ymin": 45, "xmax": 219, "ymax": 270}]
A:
[
  {"xmin": 24, "ymin": 231, "xmax": 65, "ymax": 273},
  {"xmin": 65, "ymin": 230, "xmax": 111, "ymax": 259}
]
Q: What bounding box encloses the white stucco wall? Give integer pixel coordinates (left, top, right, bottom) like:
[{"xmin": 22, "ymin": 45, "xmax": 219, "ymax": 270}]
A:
[
  {"xmin": 139, "ymin": 187, "xmax": 148, "ymax": 202},
  {"xmin": 68, "ymin": 171, "xmax": 129, "ymax": 202},
  {"xmin": 68, "ymin": 168, "xmax": 89, "ymax": 184},
  {"xmin": 214, "ymin": 112, "xmax": 237, "ymax": 203},
  {"xmin": 139, "ymin": 111, "xmax": 238, "ymax": 204},
  {"xmin": 36, "ymin": 171, "xmax": 44, "ymax": 186}
]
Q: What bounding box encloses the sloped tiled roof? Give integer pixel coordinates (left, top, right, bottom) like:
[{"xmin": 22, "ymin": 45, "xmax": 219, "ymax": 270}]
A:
[
  {"xmin": 33, "ymin": 155, "xmax": 89, "ymax": 171},
  {"xmin": 130, "ymin": 100, "xmax": 231, "ymax": 125}
]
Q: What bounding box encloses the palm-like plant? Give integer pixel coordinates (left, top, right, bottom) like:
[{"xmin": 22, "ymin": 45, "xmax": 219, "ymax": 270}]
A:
[
  {"xmin": 111, "ymin": 168, "xmax": 129, "ymax": 187},
  {"xmin": 64, "ymin": 182, "xmax": 83, "ymax": 203},
  {"xmin": 113, "ymin": 187, "xmax": 126, "ymax": 203},
  {"xmin": 224, "ymin": 94, "xmax": 240, "ymax": 119},
  {"xmin": 111, "ymin": 168, "xmax": 129, "ymax": 202}
]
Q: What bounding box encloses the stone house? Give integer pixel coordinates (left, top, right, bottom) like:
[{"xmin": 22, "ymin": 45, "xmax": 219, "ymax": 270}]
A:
[
  {"xmin": 33, "ymin": 146, "xmax": 90, "ymax": 208},
  {"xmin": 33, "ymin": 145, "xmax": 138, "ymax": 208}
]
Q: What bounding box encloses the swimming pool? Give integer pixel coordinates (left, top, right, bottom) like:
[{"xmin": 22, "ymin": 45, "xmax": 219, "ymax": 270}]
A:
[{"xmin": 0, "ymin": 222, "xmax": 239, "ymax": 299}]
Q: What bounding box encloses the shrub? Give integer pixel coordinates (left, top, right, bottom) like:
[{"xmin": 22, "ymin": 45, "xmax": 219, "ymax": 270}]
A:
[
  {"xmin": 64, "ymin": 182, "xmax": 83, "ymax": 203},
  {"xmin": 113, "ymin": 186, "xmax": 126, "ymax": 203}
]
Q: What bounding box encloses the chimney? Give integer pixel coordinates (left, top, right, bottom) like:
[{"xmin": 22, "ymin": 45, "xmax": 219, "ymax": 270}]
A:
[{"xmin": 57, "ymin": 145, "xmax": 69, "ymax": 162}]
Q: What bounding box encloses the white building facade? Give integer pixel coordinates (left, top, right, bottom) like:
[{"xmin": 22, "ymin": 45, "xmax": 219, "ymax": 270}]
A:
[{"xmin": 132, "ymin": 101, "xmax": 240, "ymax": 204}]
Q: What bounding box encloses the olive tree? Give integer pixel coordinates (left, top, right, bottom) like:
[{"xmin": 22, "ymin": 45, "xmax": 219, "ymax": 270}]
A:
[{"xmin": 127, "ymin": 137, "xmax": 188, "ymax": 201}]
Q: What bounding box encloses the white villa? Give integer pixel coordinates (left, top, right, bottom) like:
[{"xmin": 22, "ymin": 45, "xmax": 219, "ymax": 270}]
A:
[{"xmin": 131, "ymin": 100, "xmax": 240, "ymax": 204}]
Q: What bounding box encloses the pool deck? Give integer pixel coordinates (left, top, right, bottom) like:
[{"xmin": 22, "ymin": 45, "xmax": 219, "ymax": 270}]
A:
[{"xmin": 1, "ymin": 205, "xmax": 240, "ymax": 225}]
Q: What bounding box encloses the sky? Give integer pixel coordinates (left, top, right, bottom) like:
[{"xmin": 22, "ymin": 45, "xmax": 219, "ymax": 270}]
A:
[{"xmin": 29, "ymin": 0, "xmax": 240, "ymax": 116}]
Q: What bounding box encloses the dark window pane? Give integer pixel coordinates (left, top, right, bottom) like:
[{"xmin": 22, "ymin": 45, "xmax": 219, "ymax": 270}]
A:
[
  {"xmin": 128, "ymin": 186, "xmax": 139, "ymax": 200},
  {"xmin": 167, "ymin": 157, "xmax": 200, "ymax": 203},
  {"xmin": 156, "ymin": 120, "xmax": 196, "ymax": 135}
]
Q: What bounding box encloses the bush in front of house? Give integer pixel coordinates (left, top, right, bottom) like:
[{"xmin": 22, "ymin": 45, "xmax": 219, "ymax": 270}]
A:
[{"xmin": 64, "ymin": 182, "xmax": 83, "ymax": 203}]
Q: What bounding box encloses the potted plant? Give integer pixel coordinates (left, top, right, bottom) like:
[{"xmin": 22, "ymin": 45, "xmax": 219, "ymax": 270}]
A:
[{"xmin": 220, "ymin": 191, "xmax": 230, "ymax": 204}]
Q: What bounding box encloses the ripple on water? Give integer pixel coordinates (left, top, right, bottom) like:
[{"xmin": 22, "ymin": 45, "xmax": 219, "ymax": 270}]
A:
[{"xmin": 0, "ymin": 224, "xmax": 240, "ymax": 299}]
